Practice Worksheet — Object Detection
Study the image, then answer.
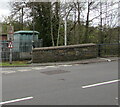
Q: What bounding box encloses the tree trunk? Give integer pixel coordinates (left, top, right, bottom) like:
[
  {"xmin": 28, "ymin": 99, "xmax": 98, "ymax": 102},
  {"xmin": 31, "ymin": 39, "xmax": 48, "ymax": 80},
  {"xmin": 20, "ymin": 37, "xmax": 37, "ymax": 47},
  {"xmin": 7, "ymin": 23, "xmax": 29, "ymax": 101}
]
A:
[{"xmin": 84, "ymin": 1, "xmax": 90, "ymax": 43}]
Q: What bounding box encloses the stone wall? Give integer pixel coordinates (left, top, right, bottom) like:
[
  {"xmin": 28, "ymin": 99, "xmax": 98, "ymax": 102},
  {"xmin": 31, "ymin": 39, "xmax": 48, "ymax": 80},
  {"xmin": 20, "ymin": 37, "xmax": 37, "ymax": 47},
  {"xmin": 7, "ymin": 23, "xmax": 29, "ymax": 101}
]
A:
[{"xmin": 32, "ymin": 43, "xmax": 98, "ymax": 63}]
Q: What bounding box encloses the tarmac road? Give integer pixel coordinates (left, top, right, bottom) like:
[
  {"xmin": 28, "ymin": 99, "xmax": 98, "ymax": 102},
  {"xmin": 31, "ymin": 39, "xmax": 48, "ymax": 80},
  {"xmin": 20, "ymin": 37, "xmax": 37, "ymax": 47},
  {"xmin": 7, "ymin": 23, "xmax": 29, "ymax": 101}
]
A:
[{"xmin": 1, "ymin": 61, "xmax": 119, "ymax": 105}]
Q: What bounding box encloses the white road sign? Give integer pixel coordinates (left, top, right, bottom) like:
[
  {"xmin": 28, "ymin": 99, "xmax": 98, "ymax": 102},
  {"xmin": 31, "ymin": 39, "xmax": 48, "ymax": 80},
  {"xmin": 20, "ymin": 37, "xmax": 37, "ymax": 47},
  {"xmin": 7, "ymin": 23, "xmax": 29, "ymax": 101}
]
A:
[{"xmin": 8, "ymin": 42, "xmax": 13, "ymax": 48}]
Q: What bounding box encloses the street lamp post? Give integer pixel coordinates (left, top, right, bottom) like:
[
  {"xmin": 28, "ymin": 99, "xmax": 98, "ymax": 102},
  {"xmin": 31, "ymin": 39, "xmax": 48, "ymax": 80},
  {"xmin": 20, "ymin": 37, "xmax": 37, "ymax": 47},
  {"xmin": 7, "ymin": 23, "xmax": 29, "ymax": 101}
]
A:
[
  {"xmin": 31, "ymin": 2, "xmax": 35, "ymax": 63},
  {"xmin": 64, "ymin": 1, "xmax": 67, "ymax": 46},
  {"xmin": 64, "ymin": 16, "xmax": 67, "ymax": 46}
]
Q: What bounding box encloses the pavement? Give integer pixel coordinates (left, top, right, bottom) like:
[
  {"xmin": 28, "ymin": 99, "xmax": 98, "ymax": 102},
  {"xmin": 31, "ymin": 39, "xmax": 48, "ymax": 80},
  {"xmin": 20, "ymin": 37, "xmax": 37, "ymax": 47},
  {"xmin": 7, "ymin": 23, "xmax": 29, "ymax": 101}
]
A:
[
  {"xmin": 0, "ymin": 57, "xmax": 119, "ymax": 68},
  {"xmin": 31, "ymin": 57, "xmax": 118, "ymax": 67}
]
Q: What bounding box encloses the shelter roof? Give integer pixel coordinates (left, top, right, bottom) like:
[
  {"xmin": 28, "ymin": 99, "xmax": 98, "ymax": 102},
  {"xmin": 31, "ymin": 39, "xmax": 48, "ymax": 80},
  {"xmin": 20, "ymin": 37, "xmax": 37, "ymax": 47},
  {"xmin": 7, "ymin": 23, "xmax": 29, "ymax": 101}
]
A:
[{"xmin": 14, "ymin": 30, "xmax": 39, "ymax": 34}]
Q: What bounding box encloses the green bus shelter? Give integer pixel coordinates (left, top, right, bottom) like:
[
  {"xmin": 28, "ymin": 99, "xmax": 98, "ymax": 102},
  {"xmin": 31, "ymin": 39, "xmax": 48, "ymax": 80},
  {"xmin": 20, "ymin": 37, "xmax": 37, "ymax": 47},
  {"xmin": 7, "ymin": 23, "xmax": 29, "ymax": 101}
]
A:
[{"xmin": 13, "ymin": 30, "xmax": 39, "ymax": 52}]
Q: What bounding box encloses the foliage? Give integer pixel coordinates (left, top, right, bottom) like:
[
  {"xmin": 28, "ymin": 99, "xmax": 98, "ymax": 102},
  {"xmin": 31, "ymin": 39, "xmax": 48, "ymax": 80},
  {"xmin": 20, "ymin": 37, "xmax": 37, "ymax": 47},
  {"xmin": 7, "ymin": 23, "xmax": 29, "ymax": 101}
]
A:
[{"xmin": 1, "ymin": 1, "xmax": 119, "ymax": 47}]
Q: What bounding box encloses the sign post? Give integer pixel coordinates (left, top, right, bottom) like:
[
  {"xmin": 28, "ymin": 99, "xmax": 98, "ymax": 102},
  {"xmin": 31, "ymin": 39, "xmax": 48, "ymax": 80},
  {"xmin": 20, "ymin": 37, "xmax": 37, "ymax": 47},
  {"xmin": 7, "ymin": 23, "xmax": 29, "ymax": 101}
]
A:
[
  {"xmin": 7, "ymin": 25, "xmax": 14, "ymax": 64},
  {"xmin": 10, "ymin": 48, "xmax": 12, "ymax": 64},
  {"xmin": 8, "ymin": 41, "xmax": 13, "ymax": 64}
]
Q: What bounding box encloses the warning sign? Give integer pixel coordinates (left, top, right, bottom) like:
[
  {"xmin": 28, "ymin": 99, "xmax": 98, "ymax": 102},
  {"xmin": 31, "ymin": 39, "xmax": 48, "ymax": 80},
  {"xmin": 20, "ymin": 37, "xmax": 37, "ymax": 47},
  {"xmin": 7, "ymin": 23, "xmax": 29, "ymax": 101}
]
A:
[{"xmin": 8, "ymin": 42, "xmax": 13, "ymax": 48}]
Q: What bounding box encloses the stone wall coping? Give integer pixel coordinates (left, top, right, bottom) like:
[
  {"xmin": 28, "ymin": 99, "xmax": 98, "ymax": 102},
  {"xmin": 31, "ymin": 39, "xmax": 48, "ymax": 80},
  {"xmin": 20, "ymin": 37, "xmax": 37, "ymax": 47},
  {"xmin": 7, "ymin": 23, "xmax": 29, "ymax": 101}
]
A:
[{"xmin": 33, "ymin": 43, "xmax": 96, "ymax": 51}]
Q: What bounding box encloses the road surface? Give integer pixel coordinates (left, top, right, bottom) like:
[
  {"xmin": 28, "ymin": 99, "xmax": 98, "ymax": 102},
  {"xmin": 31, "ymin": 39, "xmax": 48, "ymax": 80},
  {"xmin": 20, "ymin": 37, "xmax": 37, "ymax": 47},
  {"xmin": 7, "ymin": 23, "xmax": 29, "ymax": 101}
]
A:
[{"xmin": 1, "ymin": 61, "xmax": 119, "ymax": 105}]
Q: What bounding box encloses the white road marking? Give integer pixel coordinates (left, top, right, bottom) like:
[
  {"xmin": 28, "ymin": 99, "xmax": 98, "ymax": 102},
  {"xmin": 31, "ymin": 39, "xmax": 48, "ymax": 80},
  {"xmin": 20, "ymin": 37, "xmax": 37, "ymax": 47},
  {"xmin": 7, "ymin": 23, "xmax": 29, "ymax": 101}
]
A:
[
  {"xmin": 0, "ymin": 96, "xmax": 33, "ymax": 105},
  {"xmin": 82, "ymin": 79, "xmax": 120, "ymax": 89},
  {"xmin": 32, "ymin": 67, "xmax": 48, "ymax": 70},
  {"xmin": 100, "ymin": 58, "xmax": 111, "ymax": 62},
  {"xmin": 1, "ymin": 71, "xmax": 16, "ymax": 73},
  {"xmin": 1, "ymin": 71, "xmax": 16, "ymax": 74},
  {"xmin": 17, "ymin": 69, "xmax": 31, "ymax": 72},
  {"xmin": 32, "ymin": 66, "xmax": 58, "ymax": 70},
  {"xmin": 58, "ymin": 65, "xmax": 72, "ymax": 67},
  {"xmin": 45, "ymin": 66, "xmax": 58, "ymax": 68},
  {"xmin": 115, "ymin": 97, "xmax": 119, "ymax": 105}
]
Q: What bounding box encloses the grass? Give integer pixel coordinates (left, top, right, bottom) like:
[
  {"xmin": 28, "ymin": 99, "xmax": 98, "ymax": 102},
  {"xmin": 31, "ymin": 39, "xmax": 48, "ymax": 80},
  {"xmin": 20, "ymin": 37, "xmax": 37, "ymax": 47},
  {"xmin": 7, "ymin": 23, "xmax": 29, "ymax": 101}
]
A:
[{"xmin": 0, "ymin": 61, "xmax": 30, "ymax": 66}]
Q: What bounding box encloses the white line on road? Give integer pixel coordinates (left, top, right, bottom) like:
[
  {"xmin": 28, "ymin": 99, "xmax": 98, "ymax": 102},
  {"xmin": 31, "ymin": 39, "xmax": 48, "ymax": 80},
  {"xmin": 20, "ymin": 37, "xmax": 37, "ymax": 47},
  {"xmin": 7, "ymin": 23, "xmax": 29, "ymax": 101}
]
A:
[
  {"xmin": 45, "ymin": 66, "xmax": 58, "ymax": 68},
  {"xmin": 32, "ymin": 65, "xmax": 72, "ymax": 70},
  {"xmin": 2, "ymin": 71, "xmax": 16, "ymax": 74},
  {"xmin": 58, "ymin": 65, "xmax": 72, "ymax": 67},
  {"xmin": 82, "ymin": 79, "xmax": 120, "ymax": 89},
  {"xmin": 100, "ymin": 58, "xmax": 111, "ymax": 62},
  {"xmin": 32, "ymin": 66, "xmax": 58, "ymax": 70},
  {"xmin": 0, "ymin": 96, "xmax": 33, "ymax": 105},
  {"xmin": 1, "ymin": 71, "xmax": 16, "ymax": 73},
  {"xmin": 17, "ymin": 69, "xmax": 32, "ymax": 72},
  {"xmin": 32, "ymin": 67, "xmax": 48, "ymax": 70}
]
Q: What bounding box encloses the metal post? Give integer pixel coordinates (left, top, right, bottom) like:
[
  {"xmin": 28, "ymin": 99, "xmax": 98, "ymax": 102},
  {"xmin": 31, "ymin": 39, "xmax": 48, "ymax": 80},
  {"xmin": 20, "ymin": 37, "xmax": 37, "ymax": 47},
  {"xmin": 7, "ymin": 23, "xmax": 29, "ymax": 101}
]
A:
[
  {"xmin": 64, "ymin": 1, "xmax": 67, "ymax": 46},
  {"xmin": 7, "ymin": 24, "xmax": 14, "ymax": 64},
  {"xmin": 9, "ymin": 48, "xmax": 12, "ymax": 64},
  {"xmin": 31, "ymin": 2, "xmax": 35, "ymax": 63},
  {"xmin": 32, "ymin": 2, "xmax": 35, "ymax": 47},
  {"xmin": 21, "ymin": 7, "xmax": 24, "ymax": 30},
  {"xmin": 9, "ymin": 40, "xmax": 12, "ymax": 64},
  {"xmin": 64, "ymin": 16, "xmax": 67, "ymax": 46}
]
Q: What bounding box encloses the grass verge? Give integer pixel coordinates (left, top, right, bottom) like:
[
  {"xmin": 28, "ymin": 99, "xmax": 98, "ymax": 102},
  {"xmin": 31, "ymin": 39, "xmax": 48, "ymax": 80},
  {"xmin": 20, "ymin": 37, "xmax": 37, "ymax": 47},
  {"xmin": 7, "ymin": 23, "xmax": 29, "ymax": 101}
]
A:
[{"xmin": 0, "ymin": 61, "xmax": 29, "ymax": 66}]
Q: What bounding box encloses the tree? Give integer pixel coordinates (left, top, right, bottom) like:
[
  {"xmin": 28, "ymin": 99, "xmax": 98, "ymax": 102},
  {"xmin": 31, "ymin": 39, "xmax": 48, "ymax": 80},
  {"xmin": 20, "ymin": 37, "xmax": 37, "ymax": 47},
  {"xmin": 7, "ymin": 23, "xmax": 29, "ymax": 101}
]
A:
[
  {"xmin": 31, "ymin": 2, "xmax": 52, "ymax": 47},
  {"xmin": 9, "ymin": 0, "xmax": 119, "ymax": 47},
  {"xmin": 51, "ymin": 2, "xmax": 60, "ymax": 46}
]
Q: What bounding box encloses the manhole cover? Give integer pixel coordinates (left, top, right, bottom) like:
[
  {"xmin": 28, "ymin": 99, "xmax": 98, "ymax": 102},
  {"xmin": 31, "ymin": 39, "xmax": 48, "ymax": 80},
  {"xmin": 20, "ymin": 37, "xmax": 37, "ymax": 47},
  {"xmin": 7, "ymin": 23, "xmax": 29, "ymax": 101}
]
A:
[{"xmin": 41, "ymin": 69, "xmax": 70, "ymax": 75}]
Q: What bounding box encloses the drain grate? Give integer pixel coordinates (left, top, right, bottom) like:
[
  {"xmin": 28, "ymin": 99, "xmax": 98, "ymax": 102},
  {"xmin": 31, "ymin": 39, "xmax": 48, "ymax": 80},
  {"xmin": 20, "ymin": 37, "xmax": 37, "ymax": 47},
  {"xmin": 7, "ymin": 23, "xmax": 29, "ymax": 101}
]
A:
[{"xmin": 41, "ymin": 69, "xmax": 70, "ymax": 75}]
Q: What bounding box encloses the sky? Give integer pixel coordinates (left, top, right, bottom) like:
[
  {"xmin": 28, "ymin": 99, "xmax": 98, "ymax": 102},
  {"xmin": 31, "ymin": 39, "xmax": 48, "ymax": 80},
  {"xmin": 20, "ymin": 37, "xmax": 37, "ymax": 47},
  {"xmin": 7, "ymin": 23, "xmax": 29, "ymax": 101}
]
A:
[
  {"xmin": 0, "ymin": 0, "xmax": 11, "ymax": 22},
  {"xmin": 0, "ymin": 0, "xmax": 119, "ymax": 27}
]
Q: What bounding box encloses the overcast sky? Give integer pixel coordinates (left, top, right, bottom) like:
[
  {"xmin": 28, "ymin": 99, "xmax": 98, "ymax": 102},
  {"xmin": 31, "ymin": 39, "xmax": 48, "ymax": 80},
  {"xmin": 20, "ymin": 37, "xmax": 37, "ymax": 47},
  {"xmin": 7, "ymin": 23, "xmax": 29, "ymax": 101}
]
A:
[
  {"xmin": 0, "ymin": 0, "xmax": 119, "ymax": 26},
  {"xmin": 0, "ymin": 0, "xmax": 11, "ymax": 22}
]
